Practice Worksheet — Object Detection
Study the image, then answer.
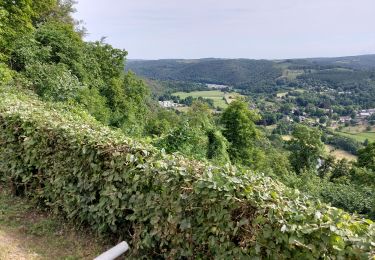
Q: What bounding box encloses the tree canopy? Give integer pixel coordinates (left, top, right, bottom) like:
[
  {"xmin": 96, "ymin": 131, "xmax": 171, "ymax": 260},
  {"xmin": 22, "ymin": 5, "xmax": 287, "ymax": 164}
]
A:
[
  {"xmin": 288, "ymin": 124, "xmax": 325, "ymax": 174},
  {"xmin": 221, "ymin": 100, "xmax": 263, "ymax": 167}
]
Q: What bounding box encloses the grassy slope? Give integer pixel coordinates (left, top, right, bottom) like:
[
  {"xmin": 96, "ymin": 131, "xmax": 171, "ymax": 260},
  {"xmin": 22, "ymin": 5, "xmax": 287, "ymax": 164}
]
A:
[{"xmin": 0, "ymin": 185, "xmax": 108, "ymax": 260}]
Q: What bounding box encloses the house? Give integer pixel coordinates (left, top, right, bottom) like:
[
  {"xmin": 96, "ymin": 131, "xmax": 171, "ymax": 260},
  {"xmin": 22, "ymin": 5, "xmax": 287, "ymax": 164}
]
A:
[
  {"xmin": 339, "ymin": 116, "xmax": 351, "ymax": 123},
  {"xmin": 359, "ymin": 109, "xmax": 375, "ymax": 115},
  {"xmin": 159, "ymin": 101, "xmax": 178, "ymax": 108},
  {"xmin": 359, "ymin": 112, "xmax": 371, "ymax": 118}
]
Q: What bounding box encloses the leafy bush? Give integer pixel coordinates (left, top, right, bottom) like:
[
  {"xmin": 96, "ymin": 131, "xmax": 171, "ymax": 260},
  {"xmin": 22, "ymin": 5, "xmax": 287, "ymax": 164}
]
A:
[
  {"xmin": 0, "ymin": 62, "xmax": 13, "ymax": 84},
  {"xmin": 9, "ymin": 33, "xmax": 52, "ymax": 71},
  {"xmin": 357, "ymin": 142, "xmax": 375, "ymax": 171},
  {"xmin": 25, "ymin": 62, "xmax": 83, "ymax": 101},
  {"xmin": 0, "ymin": 88, "xmax": 374, "ymax": 259},
  {"xmin": 154, "ymin": 122, "xmax": 208, "ymax": 159},
  {"xmin": 76, "ymin": 87, "xmax": 111, "ymax": 125},
  {"xmin": 34, "ymin": 21, "xmax": 85, "ymax": 78},
  {"xmin": 287, "ymin": 124, "xmax": 325, "ymax": 174},
  {"xmin": 144, "ymin": 108, "xmax": 181, "ymax": 136},
  {"xmin": 206, "ymin": 128, "xmax": 230, "ymax": 164},
  {"xmin": 321, "ymin": 184, "xmax": 375, "ymax": 218},
  {"xmin": 286, "ymin": 170, "xmax": 375, "ymax": 220}
]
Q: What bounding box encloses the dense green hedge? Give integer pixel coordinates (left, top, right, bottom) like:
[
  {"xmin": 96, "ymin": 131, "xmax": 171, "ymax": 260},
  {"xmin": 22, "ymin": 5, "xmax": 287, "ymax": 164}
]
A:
[{"xmin": 0, "ymin": 87, "xmax": 374, "ymax": 259}]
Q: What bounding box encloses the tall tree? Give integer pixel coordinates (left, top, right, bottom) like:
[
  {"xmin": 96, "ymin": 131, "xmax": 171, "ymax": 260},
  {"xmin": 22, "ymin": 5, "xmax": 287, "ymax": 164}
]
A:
[
  {"xmin": 288, "ymin": 124, "xmax": 325, "ymax": 174},
  {"xmin": 186, "ymin": 100, "xmax": 212, "ymax": 129},
  {"xmin": 221, "ymin": 100, "xmax": 262, "ymax": 167},
  {"xmin": 0, "ymin": 0, "xmax": 34, "ymax": 61},
  {"xmin": 0, "ymin": 0, "xmax": 59, "ymax": 61}
]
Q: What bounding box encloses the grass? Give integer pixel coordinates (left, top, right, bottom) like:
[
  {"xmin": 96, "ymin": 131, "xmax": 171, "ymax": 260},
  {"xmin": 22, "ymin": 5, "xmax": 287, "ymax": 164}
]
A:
[
  {"xmin": 173, "ymin": 90, "xmax": 224, "ymax": 99},
  {"xmin": 340, "ymin": 125, "xmax": 375, "ymax": 134},
  {"xmin": 282, "ymin": 136, "xmax": 357, "ymax": 161},
  {"xmin": 282, "ymin": 69, "xmax": 304, "ymax": 80},
  {"xmin": 325, "ymin": 145, "xmax": 357, "ymax": 161},
  {"xmin": 337, "ymin": 131, "xmax": 375, "ymax": 143},
  {"xmin": 172, "ymin": 90, "xmax": 242, "ymax": 109},
  {"xmin": 0, "ymin": 184, "xmax": 111, "ymax": 260},
  {"xmin": 335, "ymin": 125, "xmax": 375, "ymax": 143}
]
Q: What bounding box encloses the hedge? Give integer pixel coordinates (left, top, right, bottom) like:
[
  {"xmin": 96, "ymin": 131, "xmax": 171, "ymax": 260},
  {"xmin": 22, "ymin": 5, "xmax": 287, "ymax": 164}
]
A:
[{"xmin": 0, "ymin": 87, "xmax": 374, "ymax": 259}]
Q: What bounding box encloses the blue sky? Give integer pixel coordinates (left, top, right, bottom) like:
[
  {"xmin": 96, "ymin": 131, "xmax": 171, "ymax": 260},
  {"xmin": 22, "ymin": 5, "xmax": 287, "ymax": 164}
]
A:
[{"xmin": 73, "ymin": 0, "xmax": 375, "ymax": 60}]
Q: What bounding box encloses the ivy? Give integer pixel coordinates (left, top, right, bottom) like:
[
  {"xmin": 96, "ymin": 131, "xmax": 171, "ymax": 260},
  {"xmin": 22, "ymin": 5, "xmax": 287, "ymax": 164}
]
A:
[{"xmin": 0, "ymin": 87, "xmax": 374, "ymax": 259}]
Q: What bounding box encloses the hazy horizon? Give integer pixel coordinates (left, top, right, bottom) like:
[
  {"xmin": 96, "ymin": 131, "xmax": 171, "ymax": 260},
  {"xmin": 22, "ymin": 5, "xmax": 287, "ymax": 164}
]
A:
[
  {"xmin": 74, "ymin": 0, "xmax": 375, "ymax": 60},
  {"xmin": 126, "ymin": 53, "xmax": 375, "ymax": 61}
]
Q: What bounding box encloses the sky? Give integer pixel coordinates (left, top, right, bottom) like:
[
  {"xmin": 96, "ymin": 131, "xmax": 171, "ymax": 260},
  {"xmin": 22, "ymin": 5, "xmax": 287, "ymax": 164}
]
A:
[{"xmin": 73, "ymin": 0, "xmax": 375, "ymax": 60}]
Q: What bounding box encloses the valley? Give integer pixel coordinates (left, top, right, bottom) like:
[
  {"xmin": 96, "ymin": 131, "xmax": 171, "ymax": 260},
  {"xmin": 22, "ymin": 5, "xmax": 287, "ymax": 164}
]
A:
[
  {"xmin": 1, "ymin": 1, "xmax": 375, "ymax": 258},
  {"xmin": 128, "ymin": 55, "xmax": 375, "ymax": 161}
]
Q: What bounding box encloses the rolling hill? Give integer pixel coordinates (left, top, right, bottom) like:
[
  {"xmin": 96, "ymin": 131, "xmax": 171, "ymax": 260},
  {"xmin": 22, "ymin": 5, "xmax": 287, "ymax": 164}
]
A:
[
  {"xmin": 127, "ymin": 55, "xmax": 375, "ymax": 86},
  {"xmin": 127, "ymin": 58, "xmax": 282, "ymax": 89}
]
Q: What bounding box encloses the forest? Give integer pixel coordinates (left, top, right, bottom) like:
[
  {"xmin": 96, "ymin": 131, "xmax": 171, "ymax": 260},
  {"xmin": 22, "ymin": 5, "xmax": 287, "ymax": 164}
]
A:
[{"xmin": 0, "ymin": 0, "xmax": 374, "ymax": 258}]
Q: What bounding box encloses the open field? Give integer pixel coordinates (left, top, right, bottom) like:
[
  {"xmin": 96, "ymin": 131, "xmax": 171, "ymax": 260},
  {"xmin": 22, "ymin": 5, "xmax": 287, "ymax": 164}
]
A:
[
  {"xmin": 282, "ymin": 69, "xmax": 304, "ymax": 80},
  {"xmin": 172, "ymin": 90, "xmax": 242, "ymax": 109},
  {"xmin": 325, "ymin": 145, "xmax": 357, "ymax": 161},
  {"xmin": 0, "ymin": 185, "xmax": 108, "ymax": 260},
  {"xmin": 282, "ymin": 136, "xmax": 357, "ymax": 161},
  {"xmin": 172, "ymin": 90, "xmax": 225, "ymax": 99},
  {"xmin": 337, "ymin": 131, "xmax": 375, "ymax": 143},
  {"xmin": 329, "ymin": 125, "xmax": 375, "ymax": 143},
  {"xmin": 340, "ymin": 125, "xmax": 375, "ymax": 134}
]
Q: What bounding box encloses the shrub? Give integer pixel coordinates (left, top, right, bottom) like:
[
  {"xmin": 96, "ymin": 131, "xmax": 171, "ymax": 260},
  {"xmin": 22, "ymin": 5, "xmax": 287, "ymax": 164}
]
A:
[
  {"xmin": 24, "ymin": 62, "xmax": 83, "ymax": 101},
  {"xmin": 154, "ymin": 121, "xmax": 208, "ymax": 159},
  {"xmin": 357, "ymin": 142, "xmax": 375, "ymax": 171},
  {"xmin": 0, "ymin": 62, "xmax": 13, "ymax": 84},
  {"xmin": 0, "ymin": 88, "xmax": 374, "ymax": 259},
  {"xmin": 322, "ymin": 185, "xmax": 375, "ymax": 219},
  {"xmin": 206, "ymin": 128, "xmax": 230, "ymax": 164}
]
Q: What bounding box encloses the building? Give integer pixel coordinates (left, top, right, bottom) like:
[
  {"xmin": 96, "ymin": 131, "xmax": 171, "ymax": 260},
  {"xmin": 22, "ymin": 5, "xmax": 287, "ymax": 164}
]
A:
[
  {"xmin": 158, "ymin": 100, "xmax": 178, "ymax": 108},
  {"xmin": 359, "ymin": 112, "xmax": 371, "ymax": 118},
  {"xmin": 339, "ymin": 116, "xmax": 351, "ymax": 123}
]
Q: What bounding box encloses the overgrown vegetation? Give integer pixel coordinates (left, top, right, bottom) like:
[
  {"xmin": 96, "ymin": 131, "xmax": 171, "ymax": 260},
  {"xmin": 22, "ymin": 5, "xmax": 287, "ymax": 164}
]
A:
[
  {"xmin": 1, "ymin": 0, "xmax": 150, "ymax": 136},
  {"xmin": 1, "ymin": 0, "xmax": 375, "ymax": 258},
  {"xmin": 1, "ymin": 88, "xmax": 374, "ymax": 259}
]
